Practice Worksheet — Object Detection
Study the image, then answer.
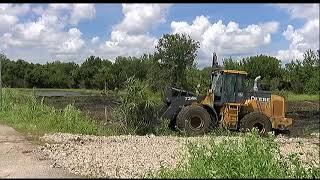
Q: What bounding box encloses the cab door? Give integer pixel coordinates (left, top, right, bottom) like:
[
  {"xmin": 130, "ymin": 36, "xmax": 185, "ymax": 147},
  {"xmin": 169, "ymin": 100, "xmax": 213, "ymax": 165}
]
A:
[
  {"xmin": 222, "ymin": 73, "xmax": 246, "ymax": 103},
  {"xmin": 223, "ymin": 74, "xmax": 237, "ymax": 103}
]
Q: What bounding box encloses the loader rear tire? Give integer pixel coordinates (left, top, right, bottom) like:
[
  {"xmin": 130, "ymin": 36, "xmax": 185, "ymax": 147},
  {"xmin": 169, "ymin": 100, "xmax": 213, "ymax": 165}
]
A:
[
  {"xmin": 176, "ymin": 105, "xmax": 211, "ymax": 136},
  {"xmin": 240, "ymin": 112, "xmax": 272, "ymax": 134}
]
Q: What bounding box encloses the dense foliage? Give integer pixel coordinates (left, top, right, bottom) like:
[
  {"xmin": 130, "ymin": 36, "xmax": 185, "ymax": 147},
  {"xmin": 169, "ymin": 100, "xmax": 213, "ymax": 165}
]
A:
[
  {"xmin": 110, "ymin": 77, "xmax": 163, "ymax": 135},
  {"xmin": 0, "ymin": 34, "xmax": 319, "ymax": 95}
]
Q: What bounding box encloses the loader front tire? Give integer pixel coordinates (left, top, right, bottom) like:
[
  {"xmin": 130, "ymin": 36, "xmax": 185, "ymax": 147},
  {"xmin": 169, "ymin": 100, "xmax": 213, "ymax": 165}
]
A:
[
  {"xmin": 240, "ymin": 112, "xmax": 272, "ymax": 134},
  {"xmin": 176, "ymin": 105, "xmax": 211, "ymax": 136}
]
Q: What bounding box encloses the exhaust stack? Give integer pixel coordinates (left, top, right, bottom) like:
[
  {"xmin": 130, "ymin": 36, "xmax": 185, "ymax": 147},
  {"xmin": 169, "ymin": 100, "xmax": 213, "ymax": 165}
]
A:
[
  {"xmin": 254, "ymin": 76, "xmax": 261, "ymax": 91},
  {"xmin": 212, "ymin": 52, "xmax": 219, "ymax": 71}
]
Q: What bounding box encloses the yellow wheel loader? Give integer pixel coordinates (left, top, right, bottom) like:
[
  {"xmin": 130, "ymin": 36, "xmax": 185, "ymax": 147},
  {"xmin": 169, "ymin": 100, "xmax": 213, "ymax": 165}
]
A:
[{"xmin": 160, "ymin": 53, "xmax": 293, "ymax": 135}]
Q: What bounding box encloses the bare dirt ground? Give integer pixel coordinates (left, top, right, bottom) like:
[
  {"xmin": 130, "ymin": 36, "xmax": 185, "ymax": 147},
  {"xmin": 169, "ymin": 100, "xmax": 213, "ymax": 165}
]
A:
[
  {"xmin": 39, "ymin": 95, "xmax": 119, "ymax": 120},
  {"xmin": 0, "ymin": 124, "xmax": 79, "ymax": 178},
  {"xmin": 286, "ymin": 100, "xmax": 320, "ymax": 137}
]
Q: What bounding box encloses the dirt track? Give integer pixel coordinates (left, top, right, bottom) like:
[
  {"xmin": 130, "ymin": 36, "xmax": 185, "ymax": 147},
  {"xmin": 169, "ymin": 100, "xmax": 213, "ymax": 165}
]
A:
[{"xmin": 0, "ymin": 124, "xmax": 79, "ymax": 178}]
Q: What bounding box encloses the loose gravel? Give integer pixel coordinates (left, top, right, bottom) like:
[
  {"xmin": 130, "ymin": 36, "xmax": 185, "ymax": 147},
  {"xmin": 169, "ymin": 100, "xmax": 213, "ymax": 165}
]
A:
[{"xmin": 33, "ymin": 133, "xmax": 320, "ymax": 178}]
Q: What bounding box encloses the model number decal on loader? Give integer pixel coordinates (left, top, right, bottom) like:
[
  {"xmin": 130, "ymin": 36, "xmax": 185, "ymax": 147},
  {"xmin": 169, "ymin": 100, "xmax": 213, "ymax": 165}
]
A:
[
  {"xmin": 251, "ymin": 96, "xmax": 270, "ymax": 102},
  {"xmin": 185, "ymin": 96, "xmax": 197, "ymax": 101}
]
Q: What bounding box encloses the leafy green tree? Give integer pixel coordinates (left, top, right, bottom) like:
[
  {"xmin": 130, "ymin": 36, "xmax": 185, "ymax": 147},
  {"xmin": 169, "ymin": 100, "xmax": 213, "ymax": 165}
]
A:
[
  {"xmin": 185, "ymin": 66, "xmax": 212, "ymax": 94},
  {"xmin": 93, "ymin": 59, "xmax": 113, "ymax": 90},
  {"xmin": 284, "ymin": 49, "xmax": 319, "ymax": 94},
  {"xmin": 26, "ymin": 64, "xmax": 50, "ymax": 88},
  {"xmin": 223, "ymin": 57, "xmax": 241, "ymax": 70},
  {"xmin": 240, "ymin": 55, "xmax": 283, "ymax": 81},
  {"xmin": 45, "ymin": 61, "xmax": 79, "ymax": 88},
  {"xmin": 75, "ymin": 56, "xmax": 103, "ymax": 89},
  {"xmin": 223, "ymin": 55, "xmax": 283, "ymax": 91},
  {"xmin": 154, "ymin": 33, "xmax": 200, "ymax": 90},
  {"xmin": 305, "ymin": 70, "xmax": 320, "ymax": 94}
]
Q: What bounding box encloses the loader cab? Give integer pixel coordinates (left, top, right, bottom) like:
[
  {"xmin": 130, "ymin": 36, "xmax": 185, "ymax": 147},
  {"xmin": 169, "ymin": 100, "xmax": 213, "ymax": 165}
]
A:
[{"xmin": 212, "ymin": 70, "xmax": 248, "ymax": 106}]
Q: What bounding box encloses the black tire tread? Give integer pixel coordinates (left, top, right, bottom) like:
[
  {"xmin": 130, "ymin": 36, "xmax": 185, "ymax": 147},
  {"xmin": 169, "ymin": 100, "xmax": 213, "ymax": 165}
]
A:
[
  {"xmin": 176, "ymin": 106, "xmax": 191, "ymax": 131},
  {"xmin": 240, "ymin": 112, "xmax": 272, "ymax": 133},
  {"xmin": 176, "ymin": 105, "xmax": 212, "ymax": 135}
]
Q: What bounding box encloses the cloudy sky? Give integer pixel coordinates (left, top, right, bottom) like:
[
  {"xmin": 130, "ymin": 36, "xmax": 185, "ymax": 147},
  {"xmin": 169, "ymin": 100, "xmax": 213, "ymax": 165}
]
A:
[{"xmin": 0, "ymin": 3, "xmax": 319, "ymax": 67}]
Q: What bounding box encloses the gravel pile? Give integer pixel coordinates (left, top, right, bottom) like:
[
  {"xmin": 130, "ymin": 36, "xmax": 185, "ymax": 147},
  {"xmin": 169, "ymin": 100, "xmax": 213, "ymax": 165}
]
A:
[
  {"xmin": 36, "ymin": 134, "xmax": 189, "ymax": 178},
  {"xmin": 34, "ymin": 133, "xmax": 320, "ymax": 178},
  {"xmin": 276, "ymin": 135, "xmax": 320, "ymax": 167}
]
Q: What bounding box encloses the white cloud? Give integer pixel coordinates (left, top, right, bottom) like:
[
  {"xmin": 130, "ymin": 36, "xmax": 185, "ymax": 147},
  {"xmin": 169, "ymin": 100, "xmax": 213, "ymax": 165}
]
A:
[
  {"xmin": 47, "ymin": 4, "xmax": 73, "ymax": 10},
  {"xmin": 0, "ymin": 14, "xmax": 18, "ymax": 27},
  {"xmin": 91, "ymin": 36, "xmax": 99, "ymax": 44},
  {"xmin": 276, "ymin": 4, "xmax": 319, "ymax": 62},
  {"xmin": 171, "ymin": 16, "xmax": 279, "ymax": 65},
  {"xmin": 98, "ymin": 4, "xmax": 170, "ymax": 60},
  {"xmin": 31, "ymin": 5, "xmax": 45, "ymax": 15},
  {"xmin": 0, "ymin": 4, "xmax": 30, "ymax": 33},
  {"xmin": 3, "ymin": 3, "xmax": 316, "ymax": 66},
  {"xmin": 2, "ymin": 33, "xmax": 23, "ymax": 47},
  {"xmin": 171, "ymin": 15, "xmax": 211, "ymax": 41},
  {"xmin": 69, "ymin": 4, "xmax": 95, "ymax": 25},
  {"xmin": 277, "ymin": 4, "xmax": 319, "ymax": 20},
  {"xmin": 55, "ymin": 28, "xmax": 85, "ymax": 54},
  {"xmin": 115, "ymin": 4, "xmax": 171, "ymax": 34},
  {"xmin": 100, "ymin": 30, "xmax": 157, "ymax": 58},
  {"xmin": 1, "ymin": 4, "xmax": 96, "ymax": 62},
  {"xmin": 0, "ymin": 4, "xmax": 30, "ymax": 16}
]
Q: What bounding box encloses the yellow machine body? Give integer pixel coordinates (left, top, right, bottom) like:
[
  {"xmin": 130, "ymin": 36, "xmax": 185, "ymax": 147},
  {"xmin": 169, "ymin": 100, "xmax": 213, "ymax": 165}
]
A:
[{"xmin": 200, "ymin": 70, "xmax": 293, "ymax": 131}]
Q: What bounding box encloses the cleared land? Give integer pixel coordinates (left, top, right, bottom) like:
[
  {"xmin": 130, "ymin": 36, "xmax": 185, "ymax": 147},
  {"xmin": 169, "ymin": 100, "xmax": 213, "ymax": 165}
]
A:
[
  {"xmin": 0, "ymin": 89, "xmax": 318, "ymax": 178},
  {"xmin": 33, "ymin": 89, "xmax": 320, "ymax": 137}
]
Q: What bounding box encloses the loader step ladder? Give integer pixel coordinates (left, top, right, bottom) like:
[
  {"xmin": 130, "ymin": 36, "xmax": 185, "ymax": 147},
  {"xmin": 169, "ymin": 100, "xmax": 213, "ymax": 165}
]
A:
[{"xmin": 222, "ymin": 103, "xmax": 241, "ymax": 130}]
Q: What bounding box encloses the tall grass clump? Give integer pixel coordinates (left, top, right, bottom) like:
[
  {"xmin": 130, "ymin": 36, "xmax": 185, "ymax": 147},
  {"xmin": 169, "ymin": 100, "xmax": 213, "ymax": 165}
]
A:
[
  {"xmin": 111, "ymin": 77, "xmax": 170, "ymax": 135},
  {"xmin": 0, "ymin": 88, "xmax": 110, "ymax": 135},
  {"xmin": 153, "ymin": 130, "xmax": 320, "ymax": 178}
]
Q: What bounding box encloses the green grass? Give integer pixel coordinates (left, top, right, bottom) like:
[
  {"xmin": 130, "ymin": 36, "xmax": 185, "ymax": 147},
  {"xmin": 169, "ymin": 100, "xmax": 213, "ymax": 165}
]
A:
[
  {"xmin": 273, "ymin": 90, "xmax": 319, "ymax": 102},
  {"xmin": 287, "ymin": 92, "xmax": 319, "ymax": 102},
  {"xmin": 0, "ymin": 88, "xmax": 120, "ymax": 136},
  {"xmin": 151, "ymin": 130, "xmax": 320, "ymax": 179}
]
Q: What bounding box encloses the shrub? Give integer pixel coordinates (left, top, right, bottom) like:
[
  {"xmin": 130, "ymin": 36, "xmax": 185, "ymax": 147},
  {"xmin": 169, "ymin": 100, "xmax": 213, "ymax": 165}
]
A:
[
  {"xmin": 110, "ymin": 77, "xmax": 162, "ymax": 135},
  {"xmin": 305, "ymin": 70, "xmax": 320, "ymax": 95}
]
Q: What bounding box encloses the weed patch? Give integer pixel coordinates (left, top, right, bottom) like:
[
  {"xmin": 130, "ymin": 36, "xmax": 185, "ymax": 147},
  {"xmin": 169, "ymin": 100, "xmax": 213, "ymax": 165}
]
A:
[
  {"xmin": 0, "ymin": 88, "xmax": 116, "ymax": 136},
  {"xmin": 152, "ymin": 130, "xmax": 320, "ymax": 178},
  {"xmin": 110, "ymin": 77, "xmax": 170, "ymax": 135}
]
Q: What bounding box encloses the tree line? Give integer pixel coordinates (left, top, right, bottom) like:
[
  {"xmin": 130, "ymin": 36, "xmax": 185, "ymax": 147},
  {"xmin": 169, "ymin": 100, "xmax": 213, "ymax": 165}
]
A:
[{"xmin": 0, "ymin": 33, "xmax": 319, "ymax": 94}]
